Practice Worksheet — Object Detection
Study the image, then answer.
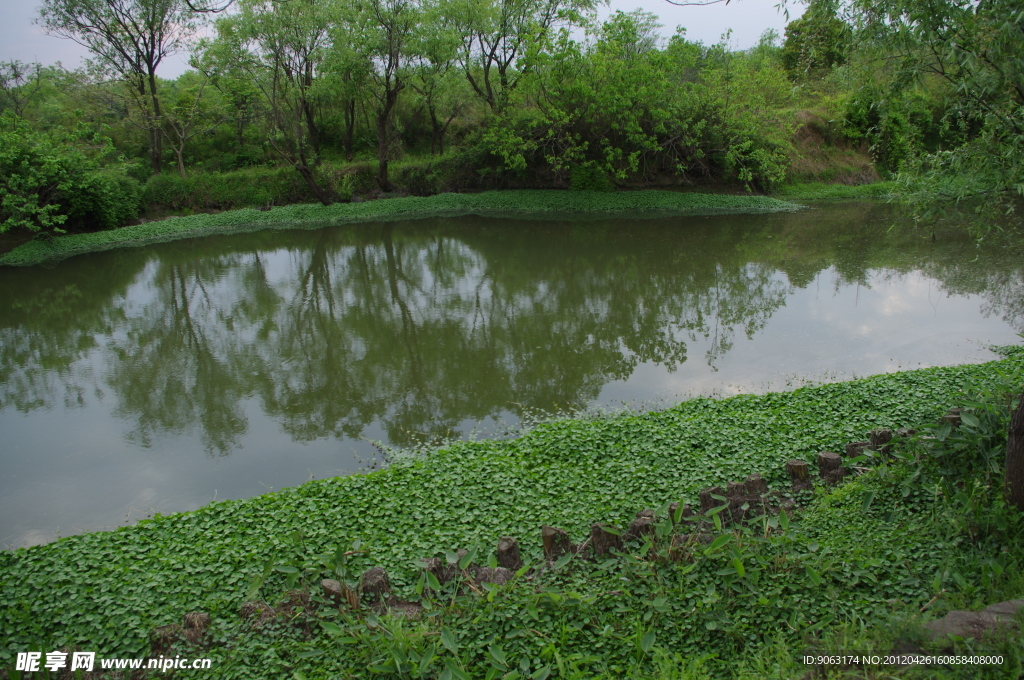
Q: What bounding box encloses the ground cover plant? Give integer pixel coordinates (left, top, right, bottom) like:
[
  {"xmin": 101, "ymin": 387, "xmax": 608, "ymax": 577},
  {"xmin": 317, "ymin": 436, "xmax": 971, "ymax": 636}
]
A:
[
  {"xmin": 2, "ymin": 347, "xmax": 1023, "ymax": 678},
  {"xmin": 0, "ymin": 190, "xmax": 800, "ymax": 267}
]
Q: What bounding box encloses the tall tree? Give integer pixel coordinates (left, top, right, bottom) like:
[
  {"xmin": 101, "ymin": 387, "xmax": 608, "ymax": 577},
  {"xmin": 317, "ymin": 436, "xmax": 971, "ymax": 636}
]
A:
[
  {"xmin": 444, "ymin": 0, "xmax": 596, "ymax": 113},
  {"xmin": 350, "ymin": 0, "xmax": 422, "ymax": 190},
  {"xmin": 38, "ymin": 0, "xmax": 198, "ymax": 175},
  {"xmin": 0, "ymin": 61, "xmax": 45, "ymax": 118},
  {"xmin": 208, "ymin": 0, "xmax": 335, "ymax": 204}
]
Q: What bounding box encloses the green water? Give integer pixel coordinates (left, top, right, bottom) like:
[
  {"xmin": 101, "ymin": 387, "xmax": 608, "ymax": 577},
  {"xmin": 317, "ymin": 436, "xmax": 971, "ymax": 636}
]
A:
[{"xmin": 1, "ymin": 202, "xmax": 1021, "ymax": 547}]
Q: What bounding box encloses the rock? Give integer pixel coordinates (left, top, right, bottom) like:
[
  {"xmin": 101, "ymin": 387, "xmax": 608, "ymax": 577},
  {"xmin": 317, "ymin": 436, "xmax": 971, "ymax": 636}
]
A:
[
  {"xmin": 924, "ymin": 599, "xmax": 1023, "ymax": 641},
  {"xmin": 726, "ymin": 481, "xmax": 748, "ymax": 498}
]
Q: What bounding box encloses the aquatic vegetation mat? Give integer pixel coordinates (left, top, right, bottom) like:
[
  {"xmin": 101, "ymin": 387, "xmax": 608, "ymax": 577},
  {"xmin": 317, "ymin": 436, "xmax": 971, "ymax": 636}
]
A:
[
  {"xmin": 0, "ymin": 190, "xmax": 800, "ymax": 267},
  {"xmin": 1, "ymin": 349, "xmax": 1023, "ymax": 678}
]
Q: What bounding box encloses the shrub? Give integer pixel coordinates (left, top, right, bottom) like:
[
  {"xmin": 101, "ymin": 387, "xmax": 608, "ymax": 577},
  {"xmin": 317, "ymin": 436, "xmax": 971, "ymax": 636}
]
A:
[
  {"xmin": 570, "ymin": 164, "xmax": 615, "ymax": 192},
  {"xmin": 0, "ymin": 114, "xmax": 140, "ymax": 233}
]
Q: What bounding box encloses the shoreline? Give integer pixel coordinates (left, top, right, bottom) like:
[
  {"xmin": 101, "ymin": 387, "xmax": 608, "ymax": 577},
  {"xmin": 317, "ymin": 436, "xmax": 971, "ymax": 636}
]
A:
[{"xmin": 0, "ymin": 189, "xmax": 801, "ymax": 268}]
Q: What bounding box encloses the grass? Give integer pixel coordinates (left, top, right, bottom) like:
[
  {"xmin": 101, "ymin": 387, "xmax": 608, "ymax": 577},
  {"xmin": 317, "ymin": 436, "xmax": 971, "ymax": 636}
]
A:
[
  {"xmin": 774, "ymin": 181, "xmax": 899, "ymax": 201},
  {"xmin": 2, "ymin": 347, "xmax": 1023, "ymax": 678},
  {"xmin": 0, "ymin": 190, "xmax": 801, "ymax": 268}
]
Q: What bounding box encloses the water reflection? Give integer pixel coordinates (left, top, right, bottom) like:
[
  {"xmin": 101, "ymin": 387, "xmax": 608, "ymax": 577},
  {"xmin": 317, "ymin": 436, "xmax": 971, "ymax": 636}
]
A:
[{"xmin": 1, "ymin": 203, "xmax": 1022, "ymax": 544}]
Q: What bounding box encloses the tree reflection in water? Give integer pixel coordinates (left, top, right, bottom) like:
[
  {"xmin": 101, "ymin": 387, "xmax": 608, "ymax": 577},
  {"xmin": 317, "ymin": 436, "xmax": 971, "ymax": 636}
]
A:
[{"xmin": 1, "ymin": 204, "xmax": 1022, "ymax": 458}]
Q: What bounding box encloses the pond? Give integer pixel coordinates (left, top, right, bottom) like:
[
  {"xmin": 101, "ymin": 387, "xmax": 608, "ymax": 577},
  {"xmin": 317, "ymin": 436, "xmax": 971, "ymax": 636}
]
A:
[{"xmin": 1, "ymin": 201, "xmax": 1021, "ymax": 548}]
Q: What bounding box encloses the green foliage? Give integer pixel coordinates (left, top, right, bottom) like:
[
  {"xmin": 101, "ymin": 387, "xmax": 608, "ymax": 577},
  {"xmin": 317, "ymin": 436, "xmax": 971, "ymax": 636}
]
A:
[
  {"xmin": 0, "ymin": 189, "xmax": 800, "ymax": 267},
  {"xmin": 781, "ymin": 0, "xmax": 851, "ymax": 78},
  {"xmin": 775, "ymin": 181, "xmax": 897, "ymax": 200},
  {"xmin": 0, "ymin": 114, "xmax": 140, "ymax": 234},
  {"xmin": 2, "ymin": 351, "xmax": 1023, "ymax": 677},
  {"xmin": 141, "ymin": 167, "xmax": 323, "ymax": 211},
  {"xmin": 851, "ymin": 0, "xmax": 1024, "ymax": 223},
  {"xmin": 569, "ymin": 164, "xmax": 614, "ymax": 192},
  {"xmin": 841, "ymin": 87, "xmax": 936, "ymax": 174}
]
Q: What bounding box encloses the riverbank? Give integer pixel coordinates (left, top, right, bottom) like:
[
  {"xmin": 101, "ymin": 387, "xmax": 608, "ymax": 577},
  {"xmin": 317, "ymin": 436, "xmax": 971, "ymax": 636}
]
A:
[
  {"xmin": 0, "ymin": 190, "xmax": 801, "ymax": 268},
  {"xmin": 2, "ymin": 348, "xmax": 1022, "ymax": 678}
]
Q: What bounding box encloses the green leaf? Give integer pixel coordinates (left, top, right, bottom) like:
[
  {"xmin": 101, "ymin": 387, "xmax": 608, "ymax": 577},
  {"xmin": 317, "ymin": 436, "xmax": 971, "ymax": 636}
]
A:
[
  {"xmin": 706, "ymin": 534, "xmax": 732, "ymax": 552},
  {"xmin": 640, "ymin": 630, "xmax": 656, "ymax": 653},
  {"xmin": 440, "ymin": 627, "xmax": 458, "ymax": 654}
]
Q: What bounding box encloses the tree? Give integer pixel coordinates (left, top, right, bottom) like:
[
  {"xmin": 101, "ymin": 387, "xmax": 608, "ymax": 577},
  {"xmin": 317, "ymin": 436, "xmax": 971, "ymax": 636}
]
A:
[
  {"xmin": 850, "ymin": 0, "xmax": 1024, "ymax": 222},
  {"xmin": 0, "ymin": 61, "xmax": 45, "ymax": 118},
  {"xmin": 781, "ymin": 0, "xmax": 850, "ymax": 78},
  {"xmin": 444, "ymin": 0, "xmax": 596, "ymax": 113},
  {"xmin": 408, "ymin": 10, "xmax": 466, "ymax": 155},
  {"xmin": 349, "ymin": 0, "xmax": 423, "ymax": 190},
  {"xmin": 208, "ymin": 0, "xmax": 335, "ymax": 204},
  {"xmin": 0, "ymin": 114, "xmax": 140, "ymax": 234},
  {"xmin": 38, "ymin": 0, "xmax": 198, "ymax": 175},
  {"xmin": 160, "ymin": 73, "xmax": 226, "ymax": 178}
]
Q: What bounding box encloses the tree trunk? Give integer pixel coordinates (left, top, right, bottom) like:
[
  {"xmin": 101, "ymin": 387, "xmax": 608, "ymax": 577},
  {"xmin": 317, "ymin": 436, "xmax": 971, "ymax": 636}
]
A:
[
  {"xmin": 344, "ymin": 99, "xmax": 356, "ymax": 161},
  {"xmin": 1006, "ymin": 392, "xmax": 1024, "ymax": 512},
  {"xmin": 376, "ymin": 81, "xmax": 402, "ymax": 192},
  {"xmin": 295, "ymin": 163, "xmax": 333, "ymax": 206},
  {"xmin": 175, "ymin": 146, "xmax": 187, "ymax": 179},
  {"xmin": 147, "ymin": 70, "xmax": 163, "ymax": 175}
]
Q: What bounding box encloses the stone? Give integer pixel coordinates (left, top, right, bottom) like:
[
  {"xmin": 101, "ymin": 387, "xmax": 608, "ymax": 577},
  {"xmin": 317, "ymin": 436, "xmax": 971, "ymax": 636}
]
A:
[{"xmin": 924, "ymin": 599, "xmax": 1023, "ymax": 641}]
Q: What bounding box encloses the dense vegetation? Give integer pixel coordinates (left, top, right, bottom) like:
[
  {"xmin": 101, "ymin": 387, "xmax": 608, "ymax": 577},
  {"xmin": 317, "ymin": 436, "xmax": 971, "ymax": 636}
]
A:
[
  {"xmin": 0, "ymin": 190, "xmax": 799, "ymax": 267},
  {"xmin": 2, "ymin": 0, "xmax": 1021, "ymax": 239},
  {"xmin": 2, "ymin": 348, "xmax": 1023, "ymax": 678}
]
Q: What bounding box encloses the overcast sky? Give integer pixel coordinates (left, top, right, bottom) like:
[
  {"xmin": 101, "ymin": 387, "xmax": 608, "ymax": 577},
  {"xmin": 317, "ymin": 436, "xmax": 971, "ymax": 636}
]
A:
[{"xmin": 2, "ymin": 0, "xmax": 804, "ymax": 80}]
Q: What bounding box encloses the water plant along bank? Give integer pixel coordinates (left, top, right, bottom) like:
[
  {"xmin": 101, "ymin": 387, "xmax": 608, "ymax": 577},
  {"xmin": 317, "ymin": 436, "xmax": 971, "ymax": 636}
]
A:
[{"xmin": 2, "ymin": 348, "xmax": 1023, "ymax": 677}]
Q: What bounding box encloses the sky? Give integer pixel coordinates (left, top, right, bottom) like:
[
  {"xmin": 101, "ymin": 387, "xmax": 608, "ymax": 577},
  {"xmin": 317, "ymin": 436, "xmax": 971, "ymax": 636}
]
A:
[{"xmin": 1, "ymin": 0, "xmax": 804, "ymax": 81}]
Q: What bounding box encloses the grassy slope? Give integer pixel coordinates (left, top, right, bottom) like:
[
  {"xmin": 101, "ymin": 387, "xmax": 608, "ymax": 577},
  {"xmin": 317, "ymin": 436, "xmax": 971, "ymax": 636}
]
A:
[
  {"xmin": 2, "ymin": 350, "xmax": 1023, "ymax": 678},
  {"xmin": 0, "ymin": 190, "xmax": 800, "ymax": 268}
]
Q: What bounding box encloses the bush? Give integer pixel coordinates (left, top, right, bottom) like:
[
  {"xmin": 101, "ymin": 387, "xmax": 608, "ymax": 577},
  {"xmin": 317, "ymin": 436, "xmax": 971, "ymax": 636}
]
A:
[
  {"xmin": 0, "ymin": 114, "xmax": 140, "ymax": 233},
  {"xmin": 570, "ymin": 164, "xmax": 615, "ymax": 192},
  {"xmin": 141, "ymin": 167, "xmax": 321, "ymax": 211},
  {"xmin": 64, "ymin": 170, "xmax": 142, "ymax": 231}
]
